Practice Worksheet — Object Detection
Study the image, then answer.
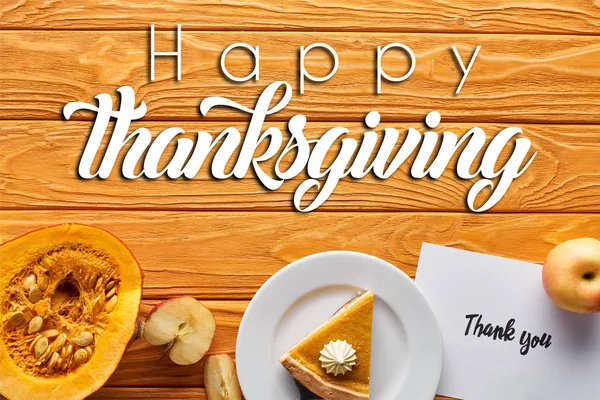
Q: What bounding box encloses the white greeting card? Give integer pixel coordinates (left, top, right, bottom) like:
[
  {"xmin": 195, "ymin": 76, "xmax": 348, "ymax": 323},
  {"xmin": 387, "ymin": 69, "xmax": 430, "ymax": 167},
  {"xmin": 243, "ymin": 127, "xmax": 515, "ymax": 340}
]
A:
[{"xmin": 415, "ymin": 243, "xmax": 600, "ymax": 400}]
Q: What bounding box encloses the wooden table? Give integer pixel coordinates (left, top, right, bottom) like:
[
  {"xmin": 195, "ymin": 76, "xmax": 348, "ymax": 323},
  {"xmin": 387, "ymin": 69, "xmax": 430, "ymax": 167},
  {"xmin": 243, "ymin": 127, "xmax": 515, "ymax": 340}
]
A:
[{"xmin": 1, "ymin": 1, "xmax": 599, "ymax": 399}]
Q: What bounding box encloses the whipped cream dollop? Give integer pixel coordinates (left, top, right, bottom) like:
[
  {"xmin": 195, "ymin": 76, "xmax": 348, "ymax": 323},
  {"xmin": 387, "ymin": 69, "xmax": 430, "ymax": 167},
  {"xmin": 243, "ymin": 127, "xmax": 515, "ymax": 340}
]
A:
[{"xmin": 319, "ymin": 340, "xmax": 357, "ymax": 376}]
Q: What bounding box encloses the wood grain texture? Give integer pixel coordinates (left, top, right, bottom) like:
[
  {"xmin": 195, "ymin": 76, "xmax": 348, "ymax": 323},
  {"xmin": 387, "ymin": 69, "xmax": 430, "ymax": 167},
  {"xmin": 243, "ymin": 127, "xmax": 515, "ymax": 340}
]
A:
[
  {"xmin": 89, "ymin": 388, "xmax": 208, "ymax": 399},
  {"xmin": 1, "ymin": 121, "xmax": 599, "ymax": 212},
  {"xmin": 2, "ymin": 211, "xmax": 599, "ymax": 299},
  {"xmin": 92, "ymin": 388, "xmax": 453, "ymax": 400},
  {"xmin": 1, "ymin": 3, "xmax": 598, "ymax": 399},
  {"xmin": 0, "ymin": 0, "xmax": 599, "ymax": 35},
  {"xmin": 90, "ymin": 387, "xmax": 454, "ymax": 399},
  {"xmin": 1, "ymin": 389, "xmax": 211, "ymax": 400},
  {"xmin": 2, "ymin": 31, "xmax": 599, "ymax": 123}
]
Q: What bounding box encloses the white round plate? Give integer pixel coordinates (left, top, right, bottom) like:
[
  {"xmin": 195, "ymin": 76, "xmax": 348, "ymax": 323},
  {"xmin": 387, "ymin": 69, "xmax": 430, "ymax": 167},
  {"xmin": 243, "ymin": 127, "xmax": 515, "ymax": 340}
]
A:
[{"xmin": 236, "ymin": 251, "xmax": 443, "ymax": 400}]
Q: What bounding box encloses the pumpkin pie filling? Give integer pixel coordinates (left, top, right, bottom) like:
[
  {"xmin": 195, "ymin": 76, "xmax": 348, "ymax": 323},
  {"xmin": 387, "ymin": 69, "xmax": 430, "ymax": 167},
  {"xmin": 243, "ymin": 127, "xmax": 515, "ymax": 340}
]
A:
[{"xmin": 280, "ymin": 290, "xmax": 374, "ymax": 399}]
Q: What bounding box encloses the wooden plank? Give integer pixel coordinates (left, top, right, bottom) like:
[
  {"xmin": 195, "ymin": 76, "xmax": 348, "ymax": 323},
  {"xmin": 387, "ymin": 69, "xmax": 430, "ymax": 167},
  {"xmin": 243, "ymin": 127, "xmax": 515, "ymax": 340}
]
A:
[
  {"xmin": 90, "ymin": 387, "xmax": 207, "ymax": 399},
  {"xmin": 107, "ymin": 300, "xmax": 243, "ymax": 387},
  {"xmin": 1, "ymin": 211, "xmax": 598, "ymax": 299},
  {"xmin": 1, "ymin": 31, "xmax": 599, "ymax": 123},
  {"xmin": 91, "ymin": 387, "xmax": 455, "ymax": 399},
  {"xmin": 0, "ymin": 0, "xmax": 598, "ymax": 35},
  {"xmin": 1, "ymin": 121, "xmax": 600, "ymax": 212}
]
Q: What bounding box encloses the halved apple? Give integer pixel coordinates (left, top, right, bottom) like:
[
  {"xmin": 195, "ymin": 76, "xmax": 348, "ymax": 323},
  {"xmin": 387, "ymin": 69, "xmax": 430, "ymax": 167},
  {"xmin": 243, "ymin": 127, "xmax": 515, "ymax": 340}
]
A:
[
  {"xmin": 143, "ymin": 296, "xmax": 216, "ymax": 365},
  {"xmin": 204, "ymin": 354, "xmax": 243, "ymax": 400}
]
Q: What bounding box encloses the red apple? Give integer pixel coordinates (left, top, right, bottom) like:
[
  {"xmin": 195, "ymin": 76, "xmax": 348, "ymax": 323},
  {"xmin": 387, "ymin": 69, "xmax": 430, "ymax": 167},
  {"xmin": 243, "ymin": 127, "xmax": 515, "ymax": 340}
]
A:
[
  {"xmin": 542, "ymin": 238, "xmax": 600, "ymax": 314},
  {"xmin": 143, "ymin": 296, "xmax": 216, "ymax": 365}
]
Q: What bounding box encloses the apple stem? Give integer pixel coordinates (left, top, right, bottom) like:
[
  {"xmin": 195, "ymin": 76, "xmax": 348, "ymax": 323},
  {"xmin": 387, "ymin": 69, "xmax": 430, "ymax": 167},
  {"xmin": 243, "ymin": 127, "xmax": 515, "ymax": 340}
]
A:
[{"xmin": 152, "ymin": 341, "xmax": 174, "ymax": 370}]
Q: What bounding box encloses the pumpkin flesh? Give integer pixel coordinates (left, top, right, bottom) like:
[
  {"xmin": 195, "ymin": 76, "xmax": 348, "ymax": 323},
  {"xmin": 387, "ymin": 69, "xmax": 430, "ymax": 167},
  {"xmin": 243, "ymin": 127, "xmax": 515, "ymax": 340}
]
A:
[{"xmin": 0, "ymin": 224, "xmax": 143, "ymax": 400}]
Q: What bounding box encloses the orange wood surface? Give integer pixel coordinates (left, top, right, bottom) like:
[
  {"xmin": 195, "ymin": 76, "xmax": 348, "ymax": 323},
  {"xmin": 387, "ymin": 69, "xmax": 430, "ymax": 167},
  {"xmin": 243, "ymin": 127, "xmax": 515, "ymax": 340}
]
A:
[
  {"xmin": 1, "ymin": 1, "xmax": 599, "ymax": 399},
  {"xmin": 1, "ymin": 121, "xmax": 599, "ymax": 212},
  {"xmin": 2, "ymin": 211, "xmax": 599, "ymax": 299},
  {"xmin": 88, "ymin": 388, "xmax": 455, "ymax": 399},
  {"xmin": 1, "ymin": 0, "xmax": 598, "ymax": 34},
  {"xmin": 2, "ymin": 31, "xmax": 600, "ymax": 123}
]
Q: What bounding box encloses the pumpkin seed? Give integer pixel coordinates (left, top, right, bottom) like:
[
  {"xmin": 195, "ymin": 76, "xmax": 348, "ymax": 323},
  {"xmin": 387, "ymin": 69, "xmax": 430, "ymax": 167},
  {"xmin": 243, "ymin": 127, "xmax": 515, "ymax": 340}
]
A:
[
  {"xmin": 54, "ymin": 333, "xmax": 67, "ymax": 351},
  {"xmin": 87, "ymin": 275, "xmax": 97, "ymax": 290},
  {"xmin": 28, "ymin": 316, "xmax": 43, "ymax": 334},
  {"xmin": 41, "ymin": 329, "xmax": 59, "ymax": 338},
  {"xmin": 94, "ymin": 277, "xmax": 103, "ymax": 292},
  {"xmin": 29, "ymin": 286, "xmax": 42, "ymax": 304},
  {"xmin": 105, "ymin": 287, "xmax": 117, "ymax": 300},
  {"xmin": 36, "ymin": 346, "xmax": 52, "ymax": 365},
  {"xmin": 73, "ymin": 348, "xmax": 88, "ymax": 365},
  {"xmin": 9, "ymin": 311, "xmax": 25, "ymax": 327},
  {"xmin": 23, "ymin": 274, "xmax": 37, "ymax": 290},
  {"xmin": 30, "ymin": 334, "xmax": 43, "ymax": 352},
  {"xmin": 84, "ymin": 346, "xmax": 93, "ymax": 360},
  {"xmin": 73, "ymin": 331, "xmax": 93, "ymax": 347},
  {"xmin": 34, "ymin": 337, "xmax": 49, "ymax": 358},
  {"xmin": 104, "ymin": 295, "xmax": 118, "ymax": 313},
  {"xmin": 64, "ymin": 344, "xmax": 73, "ymax": 358},
  {"xmin": 93, "ymin": 294, "xmax": 105, "ymax": 314},
  {"xmin": 47, "ymin": 352, "xmax": 60, "ymax": 369},
  {"xmin": 36, "ymin": 353, "xmax": 49, "ymax": 366},
  {"xmin": 105, "ymin": 280, "xmax": 116, "ymax": 291}
]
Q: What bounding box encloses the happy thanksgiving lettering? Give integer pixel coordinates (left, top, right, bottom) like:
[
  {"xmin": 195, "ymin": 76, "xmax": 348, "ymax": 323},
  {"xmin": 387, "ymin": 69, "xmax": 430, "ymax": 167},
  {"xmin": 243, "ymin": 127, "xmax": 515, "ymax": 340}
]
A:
[{"xmin": 63, "ymin": 25, "xmax": 537, "ymax": 212}]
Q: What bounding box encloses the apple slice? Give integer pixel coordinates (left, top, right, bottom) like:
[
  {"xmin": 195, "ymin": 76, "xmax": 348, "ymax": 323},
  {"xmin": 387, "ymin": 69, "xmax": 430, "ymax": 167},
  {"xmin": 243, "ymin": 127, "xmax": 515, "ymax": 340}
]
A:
[
  {"xmin": 143, "ymin": 296, "xmax": 216, "ymax": 365},
  {"xmin": 204, "ymin": 354, "xmax": 243, "ymax": 400}
]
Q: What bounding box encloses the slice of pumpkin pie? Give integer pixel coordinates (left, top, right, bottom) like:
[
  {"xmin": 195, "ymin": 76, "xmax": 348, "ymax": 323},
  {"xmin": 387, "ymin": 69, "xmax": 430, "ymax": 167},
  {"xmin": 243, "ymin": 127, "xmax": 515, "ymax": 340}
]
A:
[{"xmin": 280, "ymin": 290, "xmax": 374, "ymax": 399}]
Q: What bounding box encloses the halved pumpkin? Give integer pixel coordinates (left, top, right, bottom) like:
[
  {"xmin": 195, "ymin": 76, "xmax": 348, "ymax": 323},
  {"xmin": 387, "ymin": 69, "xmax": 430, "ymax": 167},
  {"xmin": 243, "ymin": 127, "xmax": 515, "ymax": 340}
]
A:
[{"xmin": 0, "ymin": 224, "xmax": 143, "ymax": 400}]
